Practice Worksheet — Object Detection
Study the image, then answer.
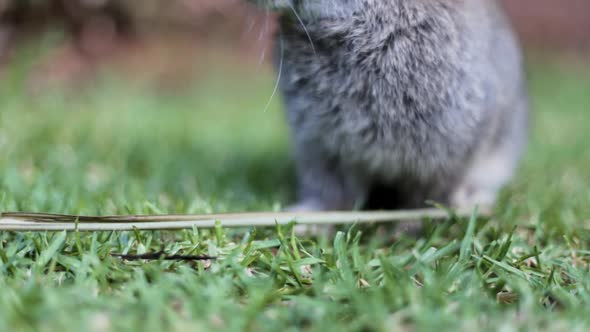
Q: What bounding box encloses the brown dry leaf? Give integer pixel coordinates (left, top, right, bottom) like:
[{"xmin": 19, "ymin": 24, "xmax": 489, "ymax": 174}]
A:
[{"xmin": 497, "ymin": 292, "xmax": 518, "ymax": 304}]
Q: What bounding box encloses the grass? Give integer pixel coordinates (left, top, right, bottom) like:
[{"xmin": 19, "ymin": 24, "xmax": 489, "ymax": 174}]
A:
[{"xmin": 0, "ymin": 46, "xmax": 589, "ymax": 331}]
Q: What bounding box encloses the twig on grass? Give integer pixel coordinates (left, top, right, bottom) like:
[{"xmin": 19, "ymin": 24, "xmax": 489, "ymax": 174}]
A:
[{"xmin": 111, "ymin": 251, "xmax": 215, "ymax": 261}]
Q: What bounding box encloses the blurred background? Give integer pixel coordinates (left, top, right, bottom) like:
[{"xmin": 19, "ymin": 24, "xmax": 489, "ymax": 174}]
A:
[
  {"xmin": 0, "ymin": 0, "xmax": 588, "ymax": 216},
  {"xmin": 0, "ymin": 0, "xmax": 588, "ymax": 90}
]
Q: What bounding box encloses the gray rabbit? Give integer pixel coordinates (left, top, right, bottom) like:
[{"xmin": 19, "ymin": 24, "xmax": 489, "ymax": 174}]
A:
[{"xmin": 251, "ymin": 0, "xmax": 529, "ymax": 212}]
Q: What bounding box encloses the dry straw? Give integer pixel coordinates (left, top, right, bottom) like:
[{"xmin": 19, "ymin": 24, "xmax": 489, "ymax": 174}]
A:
[{"xmin": 0, "ymin": 208, "xmax": 479, "ymax": 232}]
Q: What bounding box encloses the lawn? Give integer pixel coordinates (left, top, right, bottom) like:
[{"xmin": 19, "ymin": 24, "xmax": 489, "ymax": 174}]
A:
[{"xmin": 0, "ymin": 47, "xmax": 589, "ymax": 331}]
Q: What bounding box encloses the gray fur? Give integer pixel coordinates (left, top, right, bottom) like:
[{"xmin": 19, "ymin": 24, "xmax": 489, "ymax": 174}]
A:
[{"xmin": 253, "ymin": 0, "xmax": 529, "ymax": 211}]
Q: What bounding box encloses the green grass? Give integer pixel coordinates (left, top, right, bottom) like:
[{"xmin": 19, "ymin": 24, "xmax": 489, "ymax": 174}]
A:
[{"xmin": 0, "ymin": 50, "xmax": 589, "ymax": 331}]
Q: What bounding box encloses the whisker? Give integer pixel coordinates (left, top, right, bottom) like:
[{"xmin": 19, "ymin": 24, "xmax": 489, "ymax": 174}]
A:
[
  {"xmin": 244, "ymin": 13, "xmax": 257, "ymax": 35},
  {"xmin": 257, "ymin": 11, "xmax": 270, "ymax": 67},
  {"xmin": 287, "ymin": 3, "xmax": 317, "ymax": 56},
  {"xmin": 262, "ymin": 28, "xmax": 285, "ymax": 113},
  {"xmin": 258, "ymin": 10, "xmax": 270, "ymax": 42}
]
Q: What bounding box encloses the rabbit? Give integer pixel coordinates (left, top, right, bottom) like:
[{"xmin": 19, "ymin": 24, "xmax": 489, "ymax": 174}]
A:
[{"xmin": 250, "ymin": 0, "xmax": 529, "ymax": 213}]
